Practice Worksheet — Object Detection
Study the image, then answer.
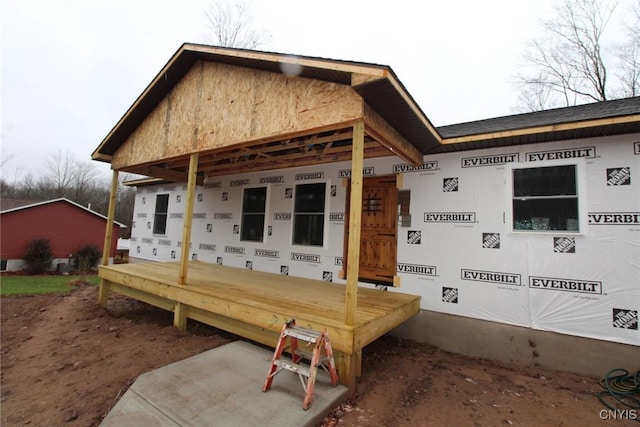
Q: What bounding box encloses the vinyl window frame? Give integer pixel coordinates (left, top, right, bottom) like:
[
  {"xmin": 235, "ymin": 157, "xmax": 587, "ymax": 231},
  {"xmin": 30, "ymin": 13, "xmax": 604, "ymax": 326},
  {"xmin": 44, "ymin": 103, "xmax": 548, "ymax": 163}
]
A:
[
  {"xmin": 506, "ymin": 158, "xmax": 587, "ymax": 234},
  {"xmin": 152, "ymin": 193, "xmax": 170, "ymax": 235},
  {"xmin": 292, "ymin": 181, "xmax": 328, "ymax": 247},
  {"xmin": 240, "ymin": 186, "xmax": 268, "ymax": 243}
]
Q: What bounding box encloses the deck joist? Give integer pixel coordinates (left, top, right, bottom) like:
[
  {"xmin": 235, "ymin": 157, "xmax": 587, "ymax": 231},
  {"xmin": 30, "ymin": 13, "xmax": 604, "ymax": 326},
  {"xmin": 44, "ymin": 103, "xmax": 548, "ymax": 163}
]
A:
[{"xmin": 98, "ymin": 261, "xmax": 420, "ymax": 391}]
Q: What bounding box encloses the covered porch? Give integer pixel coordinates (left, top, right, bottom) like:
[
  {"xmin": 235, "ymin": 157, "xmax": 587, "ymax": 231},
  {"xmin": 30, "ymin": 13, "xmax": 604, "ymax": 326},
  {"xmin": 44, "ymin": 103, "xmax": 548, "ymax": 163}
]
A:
[
  {"xmin": 92, "ymin": 44, "xmax": 441, "ymax": 393},
  {"xmin": 98, "ymin": 260, "xmax": 420, "ymax": 390}
]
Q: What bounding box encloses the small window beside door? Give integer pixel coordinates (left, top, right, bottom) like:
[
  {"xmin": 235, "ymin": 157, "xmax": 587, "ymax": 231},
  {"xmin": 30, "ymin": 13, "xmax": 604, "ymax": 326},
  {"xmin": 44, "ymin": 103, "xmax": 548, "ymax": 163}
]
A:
[
  {"xmin": 153, "ymin": 194, "xmax": 170, "ymax": 235},
  {"xmin": 240, "ymin": 187, "xmax": 267, "ymax": 242},
  {"xmin": 293, "ymin": 183, "xmax": 326, "ymax": 246}
]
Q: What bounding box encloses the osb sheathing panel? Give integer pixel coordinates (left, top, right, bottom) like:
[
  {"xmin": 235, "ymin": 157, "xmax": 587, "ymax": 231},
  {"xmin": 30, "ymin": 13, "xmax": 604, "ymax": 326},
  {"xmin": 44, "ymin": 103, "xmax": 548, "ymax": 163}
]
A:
[{"xmin": 111, "ymin": 61, "xmax": 364, "ymax": 169}]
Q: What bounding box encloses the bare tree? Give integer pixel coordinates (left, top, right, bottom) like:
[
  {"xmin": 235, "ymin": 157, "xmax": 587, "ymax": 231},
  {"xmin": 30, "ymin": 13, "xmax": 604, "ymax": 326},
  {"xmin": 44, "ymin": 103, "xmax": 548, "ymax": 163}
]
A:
[
  {"xmin": 514, "ymin": 0, "xmax": 639, "ymax": 111},
  {"xmin": 616, "ymin": 0, "xmax": 640, "ymax": 97},
  {"xmin": 45, "ymin": 150, "xmax": 77, "ymax": 197},
  {"xmin": 202, "ymin": 0, "xmax": 270, "ymax": 49}
]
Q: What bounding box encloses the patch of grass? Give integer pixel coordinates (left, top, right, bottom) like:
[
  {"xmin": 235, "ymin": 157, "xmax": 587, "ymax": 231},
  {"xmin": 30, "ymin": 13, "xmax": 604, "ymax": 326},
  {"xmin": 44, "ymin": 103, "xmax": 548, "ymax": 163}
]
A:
[{"xmin": 0, "ymin": 275, "xmax": 99, "ymax": 296}]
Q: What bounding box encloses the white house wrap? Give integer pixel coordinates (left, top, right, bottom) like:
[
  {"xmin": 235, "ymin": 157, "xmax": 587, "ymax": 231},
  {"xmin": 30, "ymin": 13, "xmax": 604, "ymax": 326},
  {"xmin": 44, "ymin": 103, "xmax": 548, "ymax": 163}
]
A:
[{"xmin": 129, "ymin": 133, "xmax": 640, "ymax": 347}]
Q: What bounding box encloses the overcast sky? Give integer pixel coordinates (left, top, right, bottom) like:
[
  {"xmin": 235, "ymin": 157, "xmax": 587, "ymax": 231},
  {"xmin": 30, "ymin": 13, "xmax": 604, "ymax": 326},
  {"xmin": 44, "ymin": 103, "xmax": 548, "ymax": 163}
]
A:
[{"xmin": 1, "ymin": 0, "xmax": 631, "ymax": 182}]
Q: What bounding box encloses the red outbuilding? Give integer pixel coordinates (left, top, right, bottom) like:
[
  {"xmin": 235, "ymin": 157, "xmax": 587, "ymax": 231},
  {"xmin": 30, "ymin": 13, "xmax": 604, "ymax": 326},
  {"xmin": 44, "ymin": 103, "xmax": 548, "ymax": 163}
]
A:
[{"xmin": 0, "ymin": 198, "xmax": 124, "ymax": 271}]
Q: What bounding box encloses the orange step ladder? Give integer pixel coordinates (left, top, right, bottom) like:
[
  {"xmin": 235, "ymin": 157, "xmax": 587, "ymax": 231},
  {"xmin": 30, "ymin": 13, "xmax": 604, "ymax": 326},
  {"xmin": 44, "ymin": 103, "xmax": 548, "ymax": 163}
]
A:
[{"xmin": 262, "ymin": 319, "xmax": 339, "ymax": 410}]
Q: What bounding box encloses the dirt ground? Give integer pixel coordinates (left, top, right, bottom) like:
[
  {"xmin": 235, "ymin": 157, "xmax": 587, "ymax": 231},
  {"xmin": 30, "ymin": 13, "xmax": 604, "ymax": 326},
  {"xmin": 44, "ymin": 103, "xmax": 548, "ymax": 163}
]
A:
[{"xmin": 0, "ymin": 283, "xmax": 633, "ymax": 426}]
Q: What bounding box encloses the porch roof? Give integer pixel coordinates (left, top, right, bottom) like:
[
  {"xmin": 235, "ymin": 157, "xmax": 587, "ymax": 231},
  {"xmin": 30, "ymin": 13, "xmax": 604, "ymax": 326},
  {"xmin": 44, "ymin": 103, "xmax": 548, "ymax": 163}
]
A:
[{"xmin": 92, "ymin": 43, "xmax": 441, "ymax": 182}]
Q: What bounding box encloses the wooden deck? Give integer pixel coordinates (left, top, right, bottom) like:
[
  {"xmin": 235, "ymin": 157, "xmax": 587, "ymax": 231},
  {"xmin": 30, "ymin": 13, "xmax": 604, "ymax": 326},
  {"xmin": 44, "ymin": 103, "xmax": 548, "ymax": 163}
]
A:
[{"xmin": 98, "ymin": 261, "xmax": 420, "ymax": 391}]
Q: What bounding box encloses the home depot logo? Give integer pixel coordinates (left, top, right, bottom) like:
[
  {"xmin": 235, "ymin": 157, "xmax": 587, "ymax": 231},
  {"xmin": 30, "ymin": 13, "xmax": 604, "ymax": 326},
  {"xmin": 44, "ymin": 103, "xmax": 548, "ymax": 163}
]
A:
[
  {"xmin": 526, "ymin": 146, "xmax": 596, "ymax": 161},
  {"xmin": 339, "ymin": 167, "xmax": 375, "ymax": 178},
  {"xmin": 554, "ymin": 237, "xmax": 575, "ymax": 253},
  {"xmin": 462, "ymin": 153, "xmax": 519, "ymax": 168},
  {"xmin": 291, "ymin": 252, "xmax": 321, "ymax": 263},
  {"xmin": 323, "ymin": 271, "xmax": 333, "ymax": 282},
  {"xmin": 588, "ymin": 212, "xmax": 640, "ymax": 225},
  {"xmin": 443, "ymin": 177, "xmax": 459, "ymax": 192},
  {"xmin": 280, "ymin": 265, "xmax": 289, "ymax": 275},
  {"xmin": 393, "ymin": 161, "xmax": 438, "ymax": 173},
  {"xmin": 397, "ymin": 263, "xmax": 436, "ymax": 276},
  {"xmin": 461, "ymin": 269, "xmax": 521, "ymax": 286},
  {"xmin": 529, "ymin": 276, "xmax": 602, "ymax": 294},
  {"xmin": 224, "ymin": 246, "xmax": 246, "ymax": 255},
  {"xmin": 255, "ymin": 249, "xmax": 279, "ymax": 258},
  {"xmin": 442, "ymin": 287, "xmax": 458, "ymax": 303},
  {"xmin": 606, "ymin": 167, "xmax": 631, "ymax": 186},
  {"xmin": 482, "ymin": 233, "xmax": 500, "ymax": 249},
  {"xmin": 407, "ymin": 230, "xmax": 421, "ymax": 244},
  {"xmin": 613, "ymin": 309, "xmax": 638, "ymax": 330},
  {"xmin": 246, "ymin": 261, "xmax": 253, "ymax": 270}
]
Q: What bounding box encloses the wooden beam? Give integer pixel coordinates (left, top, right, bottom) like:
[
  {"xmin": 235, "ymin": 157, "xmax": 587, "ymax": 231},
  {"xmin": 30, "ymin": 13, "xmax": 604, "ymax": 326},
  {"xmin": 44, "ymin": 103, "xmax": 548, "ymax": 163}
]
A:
[
  {"xmin": 178, "ymin": 153, "xmax": 198, "ymax": 285},
  {"xmin": 441, "ymin": 114, "xmax": 640, "ymax": 145},
  {"xmin": 101, "ymin": 170, "xmax": 119, "ymax": 266},
  {"xmin": 364, "ymin": 104, "xmax": 423, "ymax": 166},
  {"xmin": 202, "ymin": 141, "xmax": 389, "ymax": 177},
  {"xmin": 98, "ymin": 170, "xmax": 119, "ymax": 307},
  {"xmin": 345, "ymin": 121, "xmax": 364, "ymax": 326},
  {"xmin": 129, "ymin": 164, "xmax": 204, "ymax": 185}
]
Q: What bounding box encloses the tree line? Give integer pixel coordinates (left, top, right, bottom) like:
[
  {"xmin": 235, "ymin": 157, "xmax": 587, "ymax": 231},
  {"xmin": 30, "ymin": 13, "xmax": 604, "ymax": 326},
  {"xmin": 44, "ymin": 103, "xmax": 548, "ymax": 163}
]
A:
[
  {"xmin": 515, "ymin": 0, "xmax": 640, "ymax": 111},
  {"xmin": 1, "ymin": 151, "xmax": 136, "ymax": 238}
]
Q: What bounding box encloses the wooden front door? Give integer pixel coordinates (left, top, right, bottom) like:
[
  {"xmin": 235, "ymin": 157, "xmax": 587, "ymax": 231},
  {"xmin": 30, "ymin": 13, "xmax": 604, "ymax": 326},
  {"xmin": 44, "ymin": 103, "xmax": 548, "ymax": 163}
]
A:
[{"xmin": 344, "ymin": 175, "xmax": 398, "ymax": 285}]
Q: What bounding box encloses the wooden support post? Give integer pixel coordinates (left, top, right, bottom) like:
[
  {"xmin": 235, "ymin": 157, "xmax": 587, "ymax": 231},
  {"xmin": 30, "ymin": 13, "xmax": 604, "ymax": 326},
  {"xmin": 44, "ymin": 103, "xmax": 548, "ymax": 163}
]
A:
[
  {"xmin": 345, "ymin": 121, "xmax": 364, "ymax": 326},
  {"xmin": 335, "ymin": 351, "xmax": 357, "ymax": 395},
  {"xmin": 173, "ymin": 302, "xmax": 187, "ymax": 331},
  {"xmin": 99, "ymin": 170, "xmax": 119, "ymax": 307},
  {"xmin": 355, "ymin": 349, "xmax": 362, "ymax": 377},
  {"xmin": 178, "ymin": 153, "xmax": 199, "ymax": 285}
]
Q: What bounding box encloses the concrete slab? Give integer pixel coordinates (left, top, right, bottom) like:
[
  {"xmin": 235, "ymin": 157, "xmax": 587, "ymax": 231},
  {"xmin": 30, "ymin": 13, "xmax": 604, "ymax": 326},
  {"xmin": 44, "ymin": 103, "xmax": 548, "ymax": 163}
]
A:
[{"xmin": 101, "ymin": 341, "xmax": 348, "ymax": 427}]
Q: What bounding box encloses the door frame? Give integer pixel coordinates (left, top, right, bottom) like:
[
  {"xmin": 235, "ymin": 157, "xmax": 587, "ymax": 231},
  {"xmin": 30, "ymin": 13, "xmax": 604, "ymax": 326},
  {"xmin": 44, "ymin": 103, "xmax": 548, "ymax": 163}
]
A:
[{"xmin": 342, "ymin": 174, "xmax": 399, "ymax": 286}]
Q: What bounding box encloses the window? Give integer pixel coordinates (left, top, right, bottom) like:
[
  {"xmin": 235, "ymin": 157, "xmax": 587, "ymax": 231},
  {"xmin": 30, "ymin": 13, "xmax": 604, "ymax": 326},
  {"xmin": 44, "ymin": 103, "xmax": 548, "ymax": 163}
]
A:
[
  {"xmin": 293, "ymin": 183, "xmax": 326, "ymax": 246},
  {"xmin": 153, "ymin": 194, "xmax": 169, "ymax": 235},
  {"xmin": 241, "ymin": 187, "xmax": 267, "ymax": 242},
  {"xmin": 511, "ymin": 164, "xmax": 580, "ymax": 232}
]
